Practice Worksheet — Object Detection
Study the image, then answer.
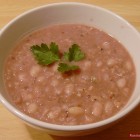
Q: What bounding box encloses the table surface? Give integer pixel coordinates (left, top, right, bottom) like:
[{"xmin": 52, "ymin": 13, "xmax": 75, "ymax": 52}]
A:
[{"xmin": 0, "ymin": 0, "xmax": 140, "ymax": 140}]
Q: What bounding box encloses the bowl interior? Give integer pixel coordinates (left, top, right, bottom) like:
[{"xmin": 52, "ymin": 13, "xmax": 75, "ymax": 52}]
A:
[{"xmin": 0, "ymin": 2, "xmax": 140, "ymax": 130}]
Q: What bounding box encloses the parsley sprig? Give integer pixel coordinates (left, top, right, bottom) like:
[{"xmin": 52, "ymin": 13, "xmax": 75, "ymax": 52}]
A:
[
  {"xmin": 64, "ymin": 44, "xmax": 85, "ymax": 62},
  {"xmin": 31, "ymin": 42, "xmax": 85, "ymax": 73},
  {"xmin": 31, "ymin": 42, "xmax": 60, "ymax": 65}
]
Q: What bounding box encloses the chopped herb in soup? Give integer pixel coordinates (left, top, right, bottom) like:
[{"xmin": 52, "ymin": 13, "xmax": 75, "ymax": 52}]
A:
[{"xmin": 4, "ymin": 24, "xmax": 136, "ymax": 125}]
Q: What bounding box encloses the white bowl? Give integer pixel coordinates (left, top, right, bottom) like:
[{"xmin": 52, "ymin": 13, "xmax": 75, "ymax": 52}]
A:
[{"xmin": 0, "ymin": 2, "xmax": 140, "ymax": 136}]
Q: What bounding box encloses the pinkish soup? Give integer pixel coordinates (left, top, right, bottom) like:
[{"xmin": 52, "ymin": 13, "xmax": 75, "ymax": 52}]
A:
[{"xmin": 4, "ymin": 24, "xmax": 135, "ymax": 125}]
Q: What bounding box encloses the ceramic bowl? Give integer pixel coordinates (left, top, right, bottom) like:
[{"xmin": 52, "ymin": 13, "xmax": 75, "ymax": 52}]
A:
[{"xmin": 0, "ymin": 2, "xmax": 140, "ymax": 136}]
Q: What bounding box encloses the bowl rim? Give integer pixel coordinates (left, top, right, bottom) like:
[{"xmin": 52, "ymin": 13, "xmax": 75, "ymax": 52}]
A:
[{"xmin": 0, "ymin": 2, "xmax": 140, "ymax": 131}]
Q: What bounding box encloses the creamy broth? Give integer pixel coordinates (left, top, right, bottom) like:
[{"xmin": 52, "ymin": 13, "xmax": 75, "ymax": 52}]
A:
[{"xmin": 4, "ymin": 24, "xmax": 135, "ymax": 125}]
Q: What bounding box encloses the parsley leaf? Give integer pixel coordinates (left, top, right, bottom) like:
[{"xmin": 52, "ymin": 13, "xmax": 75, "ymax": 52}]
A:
[
  {"xmin": 57, "ymin": 63, "xmax": 79, "ymax": 73},
  {"xmin": 31, "ymin": 42, "xmax": 60, "ymax": 65},
  {"xmin": 64, "ymin": 44, "xmax": 85, "ymax": 62},
  {"xmin": 50, "ymin": 42, "xmax": 59, "ymax": 55}
]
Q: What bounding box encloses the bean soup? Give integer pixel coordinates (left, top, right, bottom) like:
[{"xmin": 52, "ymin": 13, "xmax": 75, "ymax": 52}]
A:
[{"xmin": 4, "ymin": 24, "xmax": 136, "ymax": 125}]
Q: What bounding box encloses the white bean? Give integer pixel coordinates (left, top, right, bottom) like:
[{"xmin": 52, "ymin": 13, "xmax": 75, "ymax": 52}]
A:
[
  {"xmin": 62, "ymin": 105, "xmax": 68, "ymax": 110},
  {"xmin": 51, "ymin": 79, "xmax": 59, "ymax": 87},
  {"xmin": 45, "ymin": 87, "xmax": 49, "ymax": 92},
  {"xmin": 55, "ymin": 88, "xmax": 62, "ymax": 95},
  {"xmin": 96, "ymin": 61, "xmax": 102, "ymax": 67},
  {"xmin": 77, "ymin": 93, "xmax": 82, "ymax": 97},
  {"xmin": 56, "ymin": 74, "xmax": 62, "ymax": 80},
  {"xmin": 90, "ymin": 76, "xmax": 97, "ymax": 83},
  {"xmin": 114, "ymin": 100, "xmax": 121, "ymax": 108},
  {"xmin": 83, "ymin": 61, "xmax": 92, "ymax": 71},
  {"xmin": 125, "ymin": 61, "xmax": 132, "ymax": 71},
  {"xmin": 21, "ymin": 93, "xmax": 33, "ymax": 102},
  {"xmin": 105, "ymin": 101, "xmax": 114, "ymax": 114},
  {"xmin": 103, "ymin": 73, "xmax": 109, "ymax": 81},
  {"xmin": 14, "ymin": 82, "xmax": 19, "ymax": 86},
  {"xmin": 30, "ymin": 65, "xmax": 41, "ymax": 77},
  {"xmin": 47, "ymin": 107, "xmax": 61, "ymax": 119},
  {"xmin": 76, "ymin": 88, "xmax": 83, "ymax": 97},
  {"xmin": 101, "ymin": 92, "xmax": 108, "ymax": 99},
  {"xmin": 85, "ymin": 61, "xmax": 91, "ymax": 67},
  {"xmin": 34, "ymin": 87, "xmax": 40, "ymax": 94},
  {"xmin": 117, "ymin": 78, "xmax": 126, "ymax": 88},
  {"xmin": 8, "ymin": 83, "xmax": 12, "ymax": 87},
  {"xmin": 102, "ymin": 42, "xmax": 110, "ymax": 49},
  {"xmin": 18, "ymin": 74, "xmax": 25, "ymax": 81},
  {"xmin": 27, "ymin": 103, "xmax": 37, "ymax": 113},
  {"xmin": 64, "ymin": 84, "xmax": 74, "ymax": 96},
  {"xmin": 64, "ymin": 38, "xmax": 73, "ymax": 44},
  {"xmin": 66, "ymin": 117, "xmax": 77, "ymax": 125},
  {"xmin": 37, "ymin": 76, "xmax": 44, "ymax": 82},
  {"xmin": 88, "ymin": 86, "xmax": 93, "ymax": 91},
  {"xmin": 47, "ymin": 111, "xmax": 55, "ymax": 119},
  {"xmin": 107, "ymin": 58, "xmax": 116, "ymax": 67},
  {"xmin": 40, "ymin": 109, "xmax": 49, "ymax": 119},
  {"xmin": 52, "ymin": 63, "xmax": 58, "ymax": 72},
  {"xmin": 81, "ymin": 75, "xmax": 89, "ymax": 81},
  {"xmin": 84, "ymin": 115, "xmax": 93, "ymax": 123},
  {"xmin": 92, "ymin": 101, "xmax": 103, "ymax": 116},
  {"xmin": 123, "ymin": 88, "xmax": 129, "ymax": 97},
  {"xmin": 68, "ymin": 106, "xmax": 84, "ymax": 116}
]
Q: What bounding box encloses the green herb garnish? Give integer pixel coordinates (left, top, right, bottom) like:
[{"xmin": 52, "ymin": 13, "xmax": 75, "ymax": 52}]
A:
[
  {"xmin": 64, "ymin": 44, "xmax": 85, "ymax": 62},
  {"xmin": 31, "ymin": 42, "xmax": 85, "ymax": 73},
  {"xmin": 31, "ymin": 42, "xmax": 60, "ymax": 65},
  {"xmin": 57, "ymin": 63, "xmax": 79, "ymax": 73}
]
